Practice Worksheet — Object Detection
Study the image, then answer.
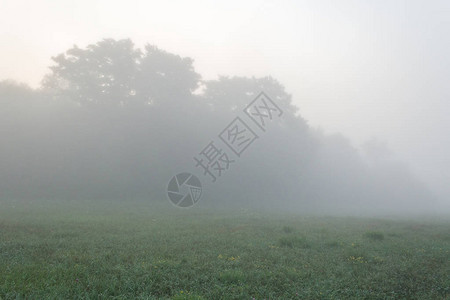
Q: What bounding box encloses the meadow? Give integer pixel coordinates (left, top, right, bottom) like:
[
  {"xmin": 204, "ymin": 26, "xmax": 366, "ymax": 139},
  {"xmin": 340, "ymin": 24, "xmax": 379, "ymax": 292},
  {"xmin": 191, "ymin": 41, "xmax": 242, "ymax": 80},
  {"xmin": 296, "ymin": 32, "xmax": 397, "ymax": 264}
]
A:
[{"xmin": 0, "ymin": 199, "xmax": 448, "ymax": 299}]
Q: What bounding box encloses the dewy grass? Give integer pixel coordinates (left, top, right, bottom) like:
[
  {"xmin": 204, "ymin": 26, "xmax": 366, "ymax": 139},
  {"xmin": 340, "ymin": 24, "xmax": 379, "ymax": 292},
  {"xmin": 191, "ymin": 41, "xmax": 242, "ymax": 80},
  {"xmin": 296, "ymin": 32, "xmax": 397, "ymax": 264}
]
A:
[
  {"xmin": 278, "ymin": 236, "xmax": 310, "ymax": 248},
  {"xmin": 364, "ymin": 231, "xmax": 385, "ymax": 241},
  {"xmin": 282, "ymin": 225, "xmax": 294, "ymax": 233},
  {"xmin": 0, "ymin": 199, "xmax": 449, "ymax": 299}
]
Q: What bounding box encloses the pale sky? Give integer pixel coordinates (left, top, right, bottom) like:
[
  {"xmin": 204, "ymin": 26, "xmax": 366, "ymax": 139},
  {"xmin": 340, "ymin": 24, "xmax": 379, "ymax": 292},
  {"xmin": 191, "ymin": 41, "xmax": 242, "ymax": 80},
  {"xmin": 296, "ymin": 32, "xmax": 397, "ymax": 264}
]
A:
[{"xmin": 1, "ymin": 0, "xmax": 449, "ymax": 204}]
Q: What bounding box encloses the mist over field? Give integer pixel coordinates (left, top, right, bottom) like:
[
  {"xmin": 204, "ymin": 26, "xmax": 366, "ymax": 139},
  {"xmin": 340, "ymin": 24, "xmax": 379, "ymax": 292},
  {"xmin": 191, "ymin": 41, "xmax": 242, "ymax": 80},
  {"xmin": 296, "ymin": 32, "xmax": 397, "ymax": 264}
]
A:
[
  {"xmin": 0, "ymin": 38, "xmax": 444, "ymax": 216},
  {"xmin": 1, "ymin": 1, "xmax": 449, "ymax": 216},
  {"xmin": 0, "ymin": 1, "xmax": 449, "ymax": 298}
]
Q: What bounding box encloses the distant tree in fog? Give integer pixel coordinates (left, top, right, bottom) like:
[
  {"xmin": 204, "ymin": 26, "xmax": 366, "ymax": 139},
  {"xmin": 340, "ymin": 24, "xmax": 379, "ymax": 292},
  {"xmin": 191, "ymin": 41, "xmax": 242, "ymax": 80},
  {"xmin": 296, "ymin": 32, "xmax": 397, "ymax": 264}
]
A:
[
  {"xmin": 0, "ymin": 39, "xmax": 436, "ymax": 214},
  {"xmin": 43, "ymin": 39, "xmax": 200, "ymax": 107}
]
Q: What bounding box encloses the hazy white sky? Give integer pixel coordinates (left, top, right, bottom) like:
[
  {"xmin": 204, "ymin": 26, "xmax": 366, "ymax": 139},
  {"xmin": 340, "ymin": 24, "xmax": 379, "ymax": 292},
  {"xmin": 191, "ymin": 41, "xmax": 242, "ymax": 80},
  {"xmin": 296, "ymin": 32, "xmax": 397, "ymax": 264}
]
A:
[{"xmin": 1, "ymin": 0, "xmax": 449, "ymax": 203}]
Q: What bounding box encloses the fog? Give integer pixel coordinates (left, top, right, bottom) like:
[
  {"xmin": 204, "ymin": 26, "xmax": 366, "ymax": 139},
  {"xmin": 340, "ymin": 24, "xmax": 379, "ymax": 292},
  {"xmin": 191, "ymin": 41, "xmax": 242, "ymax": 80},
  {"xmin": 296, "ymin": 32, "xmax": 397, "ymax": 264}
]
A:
[{"xmin": 0, "ymin": 0, "xmax": 449, "ymax": 215}]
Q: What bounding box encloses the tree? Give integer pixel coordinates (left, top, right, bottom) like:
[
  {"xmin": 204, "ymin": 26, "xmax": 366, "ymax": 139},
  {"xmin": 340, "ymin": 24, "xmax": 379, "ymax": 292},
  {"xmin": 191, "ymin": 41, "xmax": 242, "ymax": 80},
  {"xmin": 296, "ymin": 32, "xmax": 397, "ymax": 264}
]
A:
[
  {"xmin": 201, "ymin": 76, "xmax": 298, "ymax": 116},
  {"xmin": 42, "ymin": 39, "xmax": 201, "ymax": 107},
  {"xmin": 136, "ymin": 45, "xmax": 200, "ymax": 107},
  {"xmin": 0, "ymin": 38, "xmax": 435, "ymax": 214},
  {"xmin": 43, "ymin": 39, "xmax": 140, "ymax": 105}
]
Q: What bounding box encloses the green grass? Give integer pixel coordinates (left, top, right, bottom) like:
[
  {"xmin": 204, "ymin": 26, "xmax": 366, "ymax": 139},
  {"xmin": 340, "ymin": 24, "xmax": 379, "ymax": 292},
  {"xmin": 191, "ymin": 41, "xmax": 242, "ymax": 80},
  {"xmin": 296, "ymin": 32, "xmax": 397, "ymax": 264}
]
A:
[
  {"xmin": 278, "ymin": 236, "xmax": 310, "ymax": 249},
  {"xmin": 0, "ymin": 199, "xmax": 449, "ymax": 299},
  {"xmin": 364, "ymin": 231, "xmax": 385, "ymax": 241}
]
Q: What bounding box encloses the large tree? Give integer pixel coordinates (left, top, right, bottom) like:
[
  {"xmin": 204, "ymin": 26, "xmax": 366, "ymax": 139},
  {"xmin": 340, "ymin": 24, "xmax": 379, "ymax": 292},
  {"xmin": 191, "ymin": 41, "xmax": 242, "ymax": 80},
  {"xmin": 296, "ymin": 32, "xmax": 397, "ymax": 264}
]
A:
[{"xmin": 43, "ymin": 39, "xmax": 201, "ymax": 107}]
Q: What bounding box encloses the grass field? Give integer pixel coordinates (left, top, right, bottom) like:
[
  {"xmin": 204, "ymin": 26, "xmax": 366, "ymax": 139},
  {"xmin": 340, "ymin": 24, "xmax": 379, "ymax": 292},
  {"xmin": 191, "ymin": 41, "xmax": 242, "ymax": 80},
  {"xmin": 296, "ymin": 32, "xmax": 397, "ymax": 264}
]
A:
[{"xmin": 0, "ymin": 199, "xmax": 449, "ymax": 299}]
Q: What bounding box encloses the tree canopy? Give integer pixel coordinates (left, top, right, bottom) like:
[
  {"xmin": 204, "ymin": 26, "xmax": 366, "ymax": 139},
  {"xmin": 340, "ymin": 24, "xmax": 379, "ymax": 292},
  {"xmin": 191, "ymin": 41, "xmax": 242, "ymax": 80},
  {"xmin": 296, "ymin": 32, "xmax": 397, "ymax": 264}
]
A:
[{"xmin": 0, "ymin": 39, "xmax": 436, "ymax": 214}]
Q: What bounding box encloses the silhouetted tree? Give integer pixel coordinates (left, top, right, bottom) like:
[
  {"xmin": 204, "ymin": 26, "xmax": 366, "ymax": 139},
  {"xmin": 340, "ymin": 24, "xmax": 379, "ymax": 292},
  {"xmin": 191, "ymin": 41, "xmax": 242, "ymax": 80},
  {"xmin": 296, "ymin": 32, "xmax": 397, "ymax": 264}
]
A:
[
  {"xmin": 0, "ymin": 39, "xmax": 436, "ymax": 214},
  {"xmin": 43, "ymin": 39, "xmax": 201, "ymax": 109}
]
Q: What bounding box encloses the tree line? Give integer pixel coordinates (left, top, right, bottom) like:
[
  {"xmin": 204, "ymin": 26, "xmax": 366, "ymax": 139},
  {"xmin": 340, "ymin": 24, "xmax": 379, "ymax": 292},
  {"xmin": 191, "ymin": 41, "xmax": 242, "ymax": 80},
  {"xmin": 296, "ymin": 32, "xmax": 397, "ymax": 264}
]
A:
[{"xmin": 0, "ymin": 39, "xmax": 435, "ymax": 214}]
